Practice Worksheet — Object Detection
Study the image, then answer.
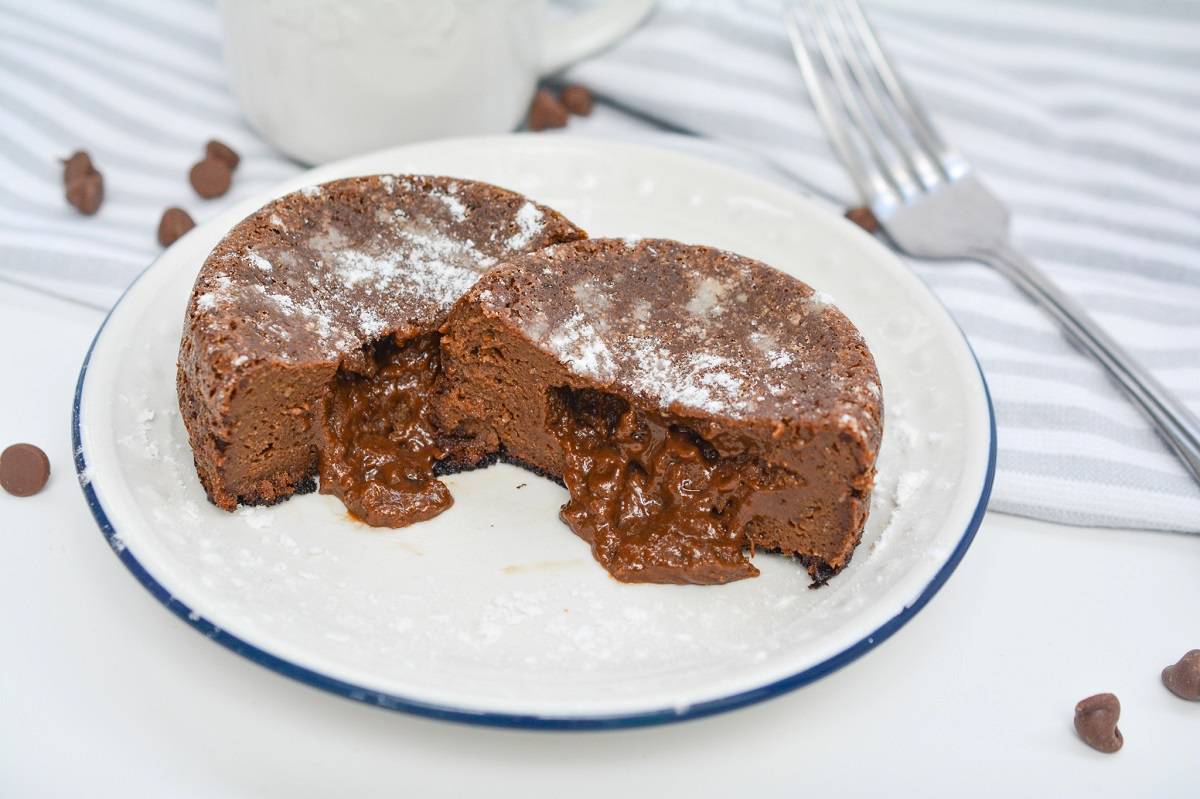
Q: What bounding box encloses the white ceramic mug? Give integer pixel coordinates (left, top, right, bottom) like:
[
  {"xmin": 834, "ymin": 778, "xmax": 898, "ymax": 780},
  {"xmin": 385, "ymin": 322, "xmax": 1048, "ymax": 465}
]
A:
[{"xmin": 218, "ymin": 0, "xmax": 655, "ymax": 164}]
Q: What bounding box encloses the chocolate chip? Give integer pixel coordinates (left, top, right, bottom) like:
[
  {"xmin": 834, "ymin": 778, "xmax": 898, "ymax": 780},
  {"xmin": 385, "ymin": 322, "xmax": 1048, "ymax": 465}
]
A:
[
  {"xmin": 845, "ymin": 206, "xmax": 879, "ymax": 233},
  {"xmin": 1073, "ymin": 693, "xmax": 1123, "ymax": 753},
  {"xmin": 1162, "ymin": 649, "xmax": 1200, "ymax": 700},
  {"xmin": 157, "ymin": 207, "xmax": 195, "ymax": 247},
  {"xmin": 205, "ymin": 139, "xmax": 240, "ymax": 171},
  {"xmin": 528, "ymin": 89, "xmax": 568, "ymax": 132},
  {"xmin": 190, "ymin": 157, "xmax": 232, "ymax": 199},
  {"xmin": 61, "ymin": 150, "xmax": 95, "ymax": 185},
  {"xmin": 66, "ymin": 172, "xmax": 104, "ymax": 215},
  {"xmin": 561, "ymin": 85, "xmax": 594, "ymax": 117},
  {"xmin": 1, "ymin": 443, "xmax": 50, "ymax": 497}
]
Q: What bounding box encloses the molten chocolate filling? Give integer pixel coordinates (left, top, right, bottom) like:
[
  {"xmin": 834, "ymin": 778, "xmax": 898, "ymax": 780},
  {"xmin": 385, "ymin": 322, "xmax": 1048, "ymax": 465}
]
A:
[
  {"xmin": 549, "ymin": 387, "xmax": 759, "ymax": 585},
  {"xmin": 317, "ymin": 344, "xmax": 767, "ymax": 585},
  {"xmin": 318, "ymin": 334, "xmax": 451, "ymax": 526}
]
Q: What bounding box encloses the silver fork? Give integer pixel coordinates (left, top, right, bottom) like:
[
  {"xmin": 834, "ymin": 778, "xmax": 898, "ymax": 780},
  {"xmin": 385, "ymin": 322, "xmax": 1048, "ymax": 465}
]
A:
[{"xmin": 785, "ymin": 0, "xmax": 1200, "ymax": 486}]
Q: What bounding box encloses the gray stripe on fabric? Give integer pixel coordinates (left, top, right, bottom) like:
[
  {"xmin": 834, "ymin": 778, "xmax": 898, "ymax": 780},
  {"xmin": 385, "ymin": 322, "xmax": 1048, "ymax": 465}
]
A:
[
  {"xmin": 0, "ymin": 109, "xmax": 209, "ymax": 211},
  {"xmin": 635, "ymin": 18, "xmax": 1200, "ymax": 173},
  {"xmin": 1039, "ymin": 103, "xmax": 1200, "ymax": 149},
  {"xmin": 0, "ymin": 91, "xmax": 293, "ymax": 185},
  {"xmin": 953, "ymin": 310, "xmax": 1200, "ymax": 369},
  {"xmin": 642, "ymin": 17, "xmax": 1200, "ymax": 168},
  {"xmin": 951, "ymin": 67, "xmax": 1200, "ymax": 119},
  {"xmin": 585, "ymin": 94, "xmax": 698, "ymax": 136},
  {"xmin": 605, "ymin": 93, "xmax": 833, "ymax": 160},
  {"xmin": 0, "ymin": 245, "xmax": 143, "ymax": 285},
  {"xmin": 0, "ymin": 31, "xmax": 238, "ymax": 123},
  {"xmin": 609, "ymin": 42, "xmax": 805, "ymax": 105},
  {"xmin": 1019, "ymin": 238, "xmax": 1200, "ymax": 289},
  {"xmin": 0, "ymin": 52, "xmax": 197, "ymax": 149},
  {"xmin": 0, "ymin": 213, "xmax": 154, "ymax": 252},
  {"xmin": 910, "ymin": 88, "xmax": 1200, "ymax": 187},
  {"xmin": 579, "ymin": 92, "xmax": 853, "ymax": 209},
  {"xmin": 921, "ymin": 270, "xmax": 1200, "ymax": 326},
  {"xmin": 981, "ymin": 357, "xmax": 1130, "ymax": 392},
  {"xmin": 59, "ymin": 0, "xmax": 222, "ymax": 61},
  {"xmin": 997, "ymin": 400, "xmax": 1178, "ymax": 454},
  {"xmin": 0, "ymin": 271, "xmax": 110, "ymax": 312},
  {"xmin": 999, "ymin": 450, "xmax": 1200, "ymax": 498},
  {"xmin": 0, "ymin": 105, "xmax": 192, "ymax": 189},
  {"xmin": 990, "ymin": 163, "xmax": 1200, "ymax": 227},
  {"xmin": 989, "ymin": 498, "xmax": 1195, "ymax": 533},
  {"xmin": 0, "ymin": 215, "xmax": 154, "ymax": 257},
  {"xmin": 1009, "ymin": 202, "xmax": 1200, "ymax": 253},
  {"xmin": 874, "ymin": 30, "xmax": 1200, "ymax": 144},
  {"xmin": 587, "ymin": 49, "xmax": 1200, "ymax": 220},
  {"xmin": 1072, "ymin": 293, "xmax": 1200, "ymax": 327},
  {"xmin": 0, "ymin": 6, "xmax": 227, "ymax": 92},
  {"xmin": 871, "ymin": 6, "xmax": 1200, "ymax": 67},
  {"xmin": 676, "ymin": 7, "xmax": 1200, "ymax": 144},
  {"xmin": 658, "ymin": 6, "xmax": 796, "ymax": 62},
  {"xmin": 1003, "ymin": 0, "xmax": 1200, "ymax": 22},
  {"xmin": 870, "ymin": 16, "xmax": 1200, "ymax": 109}
]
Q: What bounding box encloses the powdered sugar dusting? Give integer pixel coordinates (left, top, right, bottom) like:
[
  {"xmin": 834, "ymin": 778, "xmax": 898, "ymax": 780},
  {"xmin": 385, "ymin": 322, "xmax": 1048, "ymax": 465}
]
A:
[
  {"xmin": 436, "ymin": 189, "xmax": 467, "ymax": 222},
  {"xmin": 195, "ymin": 275, "xmax": 232, "ymax": 312},
  {"xmin": 547, "ymin": 313, "xmax": 616, "ymax": 381},
  {"xmin": 246, "ymin": 251, "xmax": 272, "ymax": 272},
  {"xmin": 572, "ymin": 278, "xmax": 611, "ymax": 312},
  {"xmin": 686, "ymin": 276, "xmax": 728, "ymax": 317},
  {"xmin": 896, "ymin": 469, "xmax": 929, "ymax": 507},
  {"xmin": 236, "ymin": 505, "xmax": 275, "ymax": 529},
  {"xmin": 392, "ymin": 228, "xmax": 495, "ymax": 307},
  {"xmin": 624, "ymin": 338, "xmax": 748, "ymax": 413},
  {"xmin": 358, "ymin": 308, "xmax": 387, "ymax": 338},
  {"xmin": 505, "ymin": 201, "xmax": 544, "ymax": 251},
  {"xmin": 311, "ymin": 225, "xmax": 495, "ymax": 312}
]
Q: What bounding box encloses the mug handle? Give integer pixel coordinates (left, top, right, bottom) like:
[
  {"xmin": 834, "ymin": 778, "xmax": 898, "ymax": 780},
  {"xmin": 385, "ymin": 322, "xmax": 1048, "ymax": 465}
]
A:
[{"xmin": 539, "ymin": 0, "xmax": 656, "ymax": 74}]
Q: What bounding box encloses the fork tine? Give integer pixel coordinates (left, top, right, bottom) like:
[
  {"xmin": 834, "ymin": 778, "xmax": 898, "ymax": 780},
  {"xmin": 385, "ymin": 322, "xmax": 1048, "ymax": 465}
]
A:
[
  {"xmin": 785, "ymin": 7, "xmax": 897, "ymax": 207},
  {"xmin": 806, "ymin": 0, "xmax": 915, "ymax": 201},
  {"xmin": 843, "ymin": 0, "xmax": 970, "ymax": 180},
  {"xmin": 824, "ymin": 1, "xmax": 942, "ymax": 193}
]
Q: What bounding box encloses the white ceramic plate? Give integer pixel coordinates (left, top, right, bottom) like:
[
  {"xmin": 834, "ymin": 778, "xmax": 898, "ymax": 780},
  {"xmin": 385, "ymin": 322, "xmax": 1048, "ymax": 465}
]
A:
[{"xmin": 73, "ymin": 135, "xmax": 994, "ymax": 729}]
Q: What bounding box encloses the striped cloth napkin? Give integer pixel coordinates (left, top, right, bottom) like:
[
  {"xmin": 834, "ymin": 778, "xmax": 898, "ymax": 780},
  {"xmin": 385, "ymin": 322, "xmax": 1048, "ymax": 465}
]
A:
[{"xmin": 1, "ymin": 0, "xmax": 1197, "ymax": 532}]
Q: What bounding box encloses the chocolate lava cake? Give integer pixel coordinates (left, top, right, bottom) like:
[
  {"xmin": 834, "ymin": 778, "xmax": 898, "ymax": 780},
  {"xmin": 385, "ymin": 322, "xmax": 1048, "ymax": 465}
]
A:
[
  {"xmin": 435, "ymin": 239, "xmax": 882, "ymax": 584},
  {"xmin": 177, "ymin": 175, "xmax": 586, "ymax": 518},
  {"xmin": 180, "ymin": 180, "xmax": 882, "ymax": 587}
]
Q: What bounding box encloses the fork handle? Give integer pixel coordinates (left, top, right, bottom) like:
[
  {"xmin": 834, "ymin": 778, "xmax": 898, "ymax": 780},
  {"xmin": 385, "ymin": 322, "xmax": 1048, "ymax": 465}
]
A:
[{"xmin": 977, "ymin": 242, "xmax": 1200, "ymax": 485}]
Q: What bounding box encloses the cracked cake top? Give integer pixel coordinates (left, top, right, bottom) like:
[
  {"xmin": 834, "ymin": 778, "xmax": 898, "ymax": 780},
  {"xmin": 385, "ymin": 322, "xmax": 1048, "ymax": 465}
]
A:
[
  {"xmin": 184, "ymin": 174, "xmax": 586, "ymax": 371},
  {"xmin": 466, "ymin": 237, "xmax": 881, "ymax": 434}
]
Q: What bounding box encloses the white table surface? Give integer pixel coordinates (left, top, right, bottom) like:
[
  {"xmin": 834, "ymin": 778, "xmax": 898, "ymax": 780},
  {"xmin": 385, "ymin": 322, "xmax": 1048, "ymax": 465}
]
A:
[{"xmin": 1, "ymin": 280, "xmax": 1197, "ymax": 797}]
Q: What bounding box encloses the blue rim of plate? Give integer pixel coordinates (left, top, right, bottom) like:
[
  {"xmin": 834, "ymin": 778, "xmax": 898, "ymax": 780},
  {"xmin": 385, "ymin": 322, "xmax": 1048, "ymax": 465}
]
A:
[{"xmin": 72, "ymin": 242, "xmax": 997, "ymax": 733}]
